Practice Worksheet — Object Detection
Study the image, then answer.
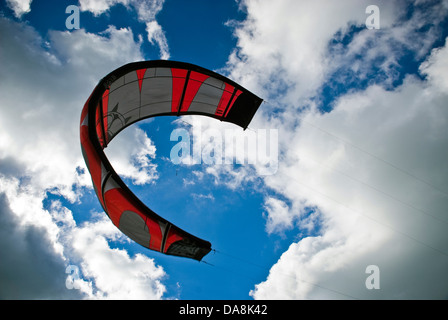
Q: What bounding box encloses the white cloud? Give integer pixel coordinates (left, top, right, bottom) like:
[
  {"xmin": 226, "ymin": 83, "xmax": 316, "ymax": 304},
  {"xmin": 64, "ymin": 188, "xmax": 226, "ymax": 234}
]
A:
[
  {"xmin": 171, "ymin": 115, "xmax": 277, "ymax": 189},
  {"xmin": 225, "ymin": 0, "xmax": 397, "ymax": 103},
  {"xmin": 145, "ymin": 20, "xmax": 170, "ymax": 59},
  {"xmin": 192, "ymin": 192, "xmax": 215, "ymax": 202},
  {"xmin": 251, "ymin": 55, "xmax": 448, "ymax": 299},
  {"xmin": 78, "ymin": 0, "xmax": 130, "ymax": 16},
  {"xmin": 0, "ymin": 176, "xmax": 167, "ymax": 299},
  {"xmin": 70, "ymin": 213, "xmax": 166, "ymax": 299},
  {"xmin": 263, "ymin": 197, "xmax": 293, "ymax": 235},
  {"xmin": 0, "ymin": 21, "xmax": 146, "ymax": 202},
  {"xmin": 420, "ymin": 43, "xmax": 448, "ymax": 91},
  {"xmin": 79, "ymin": 0, "xmax": 170, "ymax": 59},
  {"xmin": 0, "ymin": 16, "xmax": 166, "ymax": 299},
  {"xmin": 105, "ymin": 127, "xmax": 159, "ymax": 185},
  {"xmin": 5, "ymin": 0, "xmax": 32, "ymax": 18},
  {"xmin": 223, "ymin": 0, "xmax": 448, "ymax": 299},
  {"xmin": 0, "ymin": 187, "xmax": 82, "ymax": 299}
]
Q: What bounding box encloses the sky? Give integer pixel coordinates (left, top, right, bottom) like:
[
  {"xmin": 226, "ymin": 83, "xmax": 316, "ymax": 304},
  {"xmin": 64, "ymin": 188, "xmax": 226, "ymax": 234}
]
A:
[{"xmin": 0, "ymin": 0, "xmax": 448, "ymax": 300}]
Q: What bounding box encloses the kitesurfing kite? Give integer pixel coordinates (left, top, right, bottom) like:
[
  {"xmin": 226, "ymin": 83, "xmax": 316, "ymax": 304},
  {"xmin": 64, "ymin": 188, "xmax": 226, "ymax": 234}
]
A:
[{"xmin": 80, "ymin": 60, "xmax": 262, "ymax": 261}]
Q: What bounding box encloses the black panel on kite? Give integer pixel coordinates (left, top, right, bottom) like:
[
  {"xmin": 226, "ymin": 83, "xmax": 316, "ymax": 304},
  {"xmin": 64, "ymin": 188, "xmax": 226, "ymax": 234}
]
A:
[{"xmin": 80, "ymin": 60, "xmax": 263, "ymax": 261}]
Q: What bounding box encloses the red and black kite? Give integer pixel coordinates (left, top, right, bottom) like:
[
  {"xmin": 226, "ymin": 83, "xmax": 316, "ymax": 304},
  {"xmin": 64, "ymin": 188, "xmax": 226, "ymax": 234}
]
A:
[{"xmin": 80, "ymin": 60, "xmax": 263, "ymax": 261}]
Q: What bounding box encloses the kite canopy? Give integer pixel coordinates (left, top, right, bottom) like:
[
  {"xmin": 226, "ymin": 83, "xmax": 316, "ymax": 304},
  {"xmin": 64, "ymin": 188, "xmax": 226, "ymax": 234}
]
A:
[{"xmin": 80, "ymin": 60, "xmax": 263, "ymax": 261}]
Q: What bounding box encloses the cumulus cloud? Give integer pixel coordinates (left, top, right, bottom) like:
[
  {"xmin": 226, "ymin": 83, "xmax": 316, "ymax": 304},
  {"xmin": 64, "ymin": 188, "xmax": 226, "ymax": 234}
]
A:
[
  {"xmin": 420, "ymin": 43, "xmax": 448, "ymax": 91},
  {"xmin": 78, "ymin": 0, "xmax": 170, "ymax": 59},
  {"xmin": 145, "ymin": 20, "xmax": 170, "ymax": 59},
  {"xmin": 225, "ymin": 0, "xmax": 397, "ymax": 103},
  {"xmin": 0, "ymin": 189, "xmax": 82, "ymax": 299},
  {"xmin": 222, "ymin": 0, "xmax": 448, "ymax": 299},
  {"xmin": 106, "ymin": 127, "xmax": 159, "ymax": 185},
  {"xmin": 78, "ymin": 0, "xmax": 130, "ymax": 16},
  {"xmin": 0, "ymin": 176, "xmax": 166, "ymax": 299},
  {"xmin": 171, "ymin": 114, "xmax": 278, "ymax": 191},
  {"xmin": 5, "ymin": 0, "xmax": 32, "ymax": 18},
  {"xmin": 263, "ymin": 197, "xmax": 294, "ymax": 235},
  {"xmin": 0, "ymin": 18, "xmax": 145, "ymax": 202},
  {"xmin": 0, "ymin": 16, "xmax": 166, "ymax": 299},
  {"xmin": 251, "ymin": 69, "xmax": 448, "ymax": 299},
  {"xmin": 69, "ymin": 213, "xmax": 166, "ymax": 299}
]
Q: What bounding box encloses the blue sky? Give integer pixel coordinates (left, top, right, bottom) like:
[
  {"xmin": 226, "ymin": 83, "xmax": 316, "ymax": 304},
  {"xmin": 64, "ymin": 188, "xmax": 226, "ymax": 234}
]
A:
[{"xmin": 1, "ymin": 0, "xmax": 448, "ymax": 300}]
